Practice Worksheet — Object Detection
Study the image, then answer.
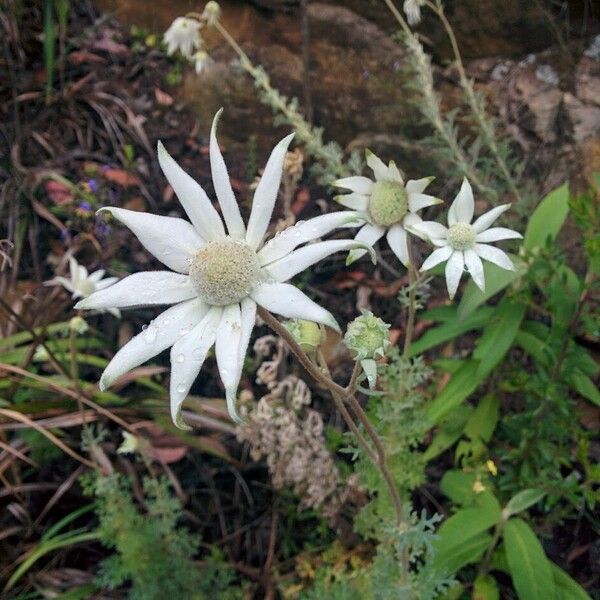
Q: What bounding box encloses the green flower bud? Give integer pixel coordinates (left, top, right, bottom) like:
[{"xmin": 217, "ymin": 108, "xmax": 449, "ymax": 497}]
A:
[
  {"xmin": 343, "ymin": 310, "xmax": 391, "ymax": 360},
  {"xmin": 285, "ymin": 319, "xmax": 325, "ymax": 353}
]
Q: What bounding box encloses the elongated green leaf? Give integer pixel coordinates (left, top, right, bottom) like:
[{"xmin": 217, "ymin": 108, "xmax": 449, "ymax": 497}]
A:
[
  {"xmin": 503, "ymin": 518, "xmax": 556, "ymax": 600},
  {"xmin": 424, "ymin": 405, "xmax": 473, "ymax": 461},
  {"xmin": 457, "ymin": 256, "xmax": 527, "ymax": 320},
  {"xmin": 464, "ymin": 394, "xmax": 499, "ymax": 443},
  {"xmin": 428, "ymin": 300, "xmax": 525, "ymax": 424},
  {"xmin": 524, "ymin": 183, "xmax": 570, "ymax": 251},
  {"xmin": 410, "ymin": 306, "xmax": 493, "ymax": 356},
  {"xmin": 503, "ymin": 489, "xmax": 546, "ymax": 519},
  {"xmin": 551, "ymin": 563, "xmax": 592, "ymax": 600},
  {"xmin": 568, "ymin": 371, "xmax": 600, "ymax": 407},
  {"xmin": 433, "ymin": 531, "xmax": 491, "ymax": 575},
  {"xmin": 473, "ymin": 575, "xmax": 500, "ymax": 600}
]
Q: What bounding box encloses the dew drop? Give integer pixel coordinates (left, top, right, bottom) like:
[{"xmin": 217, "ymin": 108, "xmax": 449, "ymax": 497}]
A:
[
  {"xmin": 143, "ymin": 324, "xmax": 157, "ymax": 343},
  {"xmin": 176, "ymin": 382, "xmax": 186, "ymax": 393},
  {"xmin": 176, "ymin": 353, "xmax": 185, "ymax": 363}
]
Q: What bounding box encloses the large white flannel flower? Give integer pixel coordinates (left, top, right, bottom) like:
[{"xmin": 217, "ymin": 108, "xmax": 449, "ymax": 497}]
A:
[
  {"xmin": 163, "ymin": 17, "xmax": 201, "ymax": 58},
  {"xmin": 410, "ymin": 178, "xmax": 522, "ymax": 299},
  {"xmin": 50, "ymin": 257, "xmax": 120, "ymax": 318},
  {"xmin": 333, "ymin": 150, "xmax": 441, "ymax": 267},
  {"xmin": 76, "ymin": 110, "xmax": 369, "ymax": 428}
]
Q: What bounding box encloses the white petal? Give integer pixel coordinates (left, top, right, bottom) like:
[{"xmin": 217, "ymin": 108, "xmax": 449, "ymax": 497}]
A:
[
  {"xmin": 169, "ymin": 306, "xmax": 222, "ymax": 429},
  {"xmin": 100, "ymin": 207, "xmax": 203, "ymax": 274},
  {"xmin": 210, "ymin": 109, "xmax": 246, "ymax": 239},
  {"xmin": 347, "ymin": 223, "xmax": 385, "ymax": 264},
  {"xmin": 75, "ymin": 272, "xmax": 196, "ymax": 310},
  {"xmin": 54, "ymin": 276, "xmax": 75, "ymax": 293},
  {"xmin": 361, "ymin": 358, "xmax": 378, "ymax": 389},
  {"xmin": 157, "ymin": 141, "xmax": 225, "ymax": 241},
  {"xmin": 386, "ymin": 224, "xmax": 410, "ymax": 267},
  {"xmin": 334, "ymin": 193, "xmax": 369, "ymax": 211},
  {"xmin": 257, "ymin": 211, "xmax": 365, "ymax": 265},
  {"xmin": 387, "ymin": 161, "xmax": 404, "ymax": 183},
  {"xmin": 476, "ymin": 227, "xmax": 522, "ymax": 243},
  {"xmin": 445, "ymin": 250, "xmax": 464, "ymax": 299},
  {"xmin": 464, "ymin": 248, "xmax": 485, "ymax": 291},
  {"xmin": 472, "ymin": 204, "xmax": 512, "ymax": 233},
  {"xmin": 408, "ymin": 220, "xmax": 448, "ymax": 241},
  {"xmin": 420, "ymin": 245, "xmax": 453, "ymax": 271},
  {"xmin": 94, "ymin": 277, "xmax": 119, "ymax": 291},
  {"xmin": 265, "ymin": 239, "xmax": 374, "ymax": 282},
  {"xmin": 366, "ymin": 150, "xmax": 389, "ymax": 181},
  {"xmin": 333, "ymin": 176, "xmax": 374, "ymax": 195},
  {"xmin": 408, "ymin": 193, "xmax": 443, "ymax": 214},
  {"xmin": 215, "ymin": 303, "xmax": 244, "ymax": 423},
  {"xmin": 69, "ymin": 257, "xmax": 78, "ymax": 282},
  {"xmin": 99, "ymin": 299, "xmax": 208, "ymax": 391},
  {"xmin": 406, "ymin": 176, "xmax": 434, "ymax": 194},
  {"xmin": 474, "ymin": 244, "xmax": 515, "ymax": 271},
  {"xmin": 251, "ymin": 282, "xmax": 340, "ymax": 332},
  {"xmin": 246, "ymin": 133, "xmax": 295, "ymax": 249},
  {"xmin": 448, "ymin": 178, "xmax": 474, "ymax": 225},
  {"xmin": 238, "ymin": 297, "xmax": 257, "ymax": 366},
  {"xmin": 88, "ymin": 270, "xmax": 106, "ymax": 283}
]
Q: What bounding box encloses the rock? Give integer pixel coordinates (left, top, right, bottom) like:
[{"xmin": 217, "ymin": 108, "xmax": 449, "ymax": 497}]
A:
[
  {"xmin": 564, "ymin": 93, "xmax": 600, "ymax": 142},
  {"xmin": 575, "ymin": 57, "xmax": 600, "ymax": 108},
  {"xmin": 511, "ymin": 67, "xmax": 563, "ymax": 143}
]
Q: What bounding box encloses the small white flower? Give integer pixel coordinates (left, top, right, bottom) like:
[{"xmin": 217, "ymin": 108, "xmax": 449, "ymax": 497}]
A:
[
  {"xmin": 333, "ymin": 150, "xmax": 441, "ymax": 267},
  {"xmin": 202, "ymin": 1, "xmax": 221, "ymax": 27},
  {"xmin": 163, "ymin": 17, "xmax": 201, "ymax": 58},
  {"xmin": 410, "ymin": 178, "xmax": 522, "ymax": 299},
  {"xmin": 76, "ymin": 110, "xmax": 370, "ymax": 427},
  {"xmin": 191, "ymin": 49, "xmax": 211, "ymax": 74},
  {"xmin": 49, "ymin": 256, "xmax": 120, "ymax": 317},
  {"xmin": 403, "ymin": 0, "xmax": 425, "ymax": 26}
]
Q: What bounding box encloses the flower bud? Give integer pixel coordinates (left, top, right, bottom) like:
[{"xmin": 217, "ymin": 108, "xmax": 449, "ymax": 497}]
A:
[
  {"xmin": 69, "ymin": 315, "xmax": 89, "ymax": 335},
  {"xmin": 343, "ymin": 310, "xmax": 390, "ymax": 360},
  {"xmin": 202, "ymin": 1, "xmax": 221, "ymax": 26},
  {"xmin": 285, "ymin": 319, "xmax": 324, "ymax": 353}
]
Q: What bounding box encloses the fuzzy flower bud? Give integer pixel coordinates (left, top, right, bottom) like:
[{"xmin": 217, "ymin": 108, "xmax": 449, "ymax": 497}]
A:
[
  {"xmin": 344, "ymin": 310, "xmax": 390, "ymax": 361},
  {"xmin": 69, "ymin": 315, "xmax": 89, "ymax": 334},
  {"xmin": 285, "ymin": 319, "xmax": 324, "ymax": 353},
  {"xmin": 202, "ymin": 1, "xmax": 221, "ymax": 26}
]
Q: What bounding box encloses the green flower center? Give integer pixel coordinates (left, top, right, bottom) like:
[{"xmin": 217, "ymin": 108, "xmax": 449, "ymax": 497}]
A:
[
  {"xmin": 189, "ymin": 238, "xmax": 260, "ymax": 306},
  {"xmin": 447, "ymin": 223, "xmax": 476, "ymax": 250},
  {"xmin": 368, "ymin": 180, "xmax": 409, "ymax": 227}
]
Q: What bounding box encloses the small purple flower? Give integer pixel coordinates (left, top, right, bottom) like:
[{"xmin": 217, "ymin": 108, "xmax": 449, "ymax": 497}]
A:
[
  {"xmin": 78, "ymin": 201, "xmax": 92, "ymax": 213},
  {"xmin": 88, "ymin": 179, "xmax": 99, "ymax": 193}
]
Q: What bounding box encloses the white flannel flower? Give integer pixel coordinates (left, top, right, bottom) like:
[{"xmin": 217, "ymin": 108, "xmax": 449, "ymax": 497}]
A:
[
  {"xmin": 403, "ymin": 0, "xmax": 425, "ymax": 26},
  {"xmin": 191, "ymin": 49, "xmax": 212, "ymax": 74},
  {"xmin": 411, "ymin": 178, "xmax": 522, "ymax": 299},
  {"xmin": 163, "ymin": 17, "xmax": 201, "ymax": 58},
  {"xmin": 333, "ymin": 150, "xmax": 441, "ymax": 267},
  {"xmin": 49, "ymin": 257, "xmax": 120, "ymax": 318},
  {"xmin": 76, "ymin": 110, "xmax": 369, "ymax": 428}
]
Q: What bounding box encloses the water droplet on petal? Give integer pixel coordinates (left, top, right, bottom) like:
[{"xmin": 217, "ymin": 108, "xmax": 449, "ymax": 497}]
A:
[
  {"xmin": 143, "ymin": 324, "xmax": 157, "ymax": 343},
  {"xmin": 176, "ymin": 382, "xmax": 186, "ymax": 393},
  {"xmin": 176, "ymin": 353, "xmax": 185, "ymax": 363}
]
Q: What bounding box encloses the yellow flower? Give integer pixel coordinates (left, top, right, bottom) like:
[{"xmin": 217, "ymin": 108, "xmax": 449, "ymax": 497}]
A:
[
  {"xmin": 473, "ymin": 480, "xmax": 486, "ymax": 494},
  {"xmin": 486, "ymin": 459, "xmax": 498, "ymax": 476}
]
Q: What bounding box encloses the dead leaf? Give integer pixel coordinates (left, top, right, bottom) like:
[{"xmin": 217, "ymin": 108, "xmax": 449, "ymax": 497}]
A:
[
  {"xmin": 123, "ymin": 197, "xmax": 146, "ymax": 211},
  {"xmin": 291, "ymin": 187, "xmax": 311, "ymax": 215},
  {"xmin": 154, "ymin": 87, "xmax": 174, "ymax": 106},
  {"xmin": 93, "ymin": 37, "xmax": 129, "ymax": 56},
  {"xmin": 103, "ymin": 169, "xmax": 140, "ymax": 187},
  {"xmin": 68, "ymin": 50, "xmax": 105, "ymax": 65},
  {"xmin": 45, "ymin": 180, "xmax": 74, "ymax": 205}
]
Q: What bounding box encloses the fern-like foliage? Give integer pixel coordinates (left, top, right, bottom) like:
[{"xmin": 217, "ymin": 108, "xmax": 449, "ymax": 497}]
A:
[{"xmin": 82, "ymin": 473, "xmax": 244, "ymax": 600}]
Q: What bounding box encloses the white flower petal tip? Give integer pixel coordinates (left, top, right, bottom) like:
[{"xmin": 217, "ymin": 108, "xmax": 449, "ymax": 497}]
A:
[{"xmin": 226, "ymin": 389, "xmax": 245, "ymax": 424}]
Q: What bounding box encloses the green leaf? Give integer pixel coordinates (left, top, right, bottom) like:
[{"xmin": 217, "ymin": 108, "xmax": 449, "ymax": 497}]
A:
[
  {"xmin": 433, "ymin": 531, "xmax": 491, "ymax": 575},
  {"xmin": 473, "ymin": 575, "xmax": 500, "ymax": 600},
  {"xmin": 568, "ymin": 371, "xmax": 600, "ymax": 407},
  {"xmin": 503, "ymin": 489, "xmax": 546, "ymax": 519},
  {"xmin": 524, "ymin": 183, "xmax": 570, "ymax": 251},
  {"xmin": 464, "ymin": 394, "xmax": 499, "ymax": 443},
  {"xmin": 503, "ymin": 518, "xmax": 556, "ymax": 600},
  {"xmin": 410, "ymin": 306, "xmax": 493, "ymax": 356},
  {"xmin": 424, "ymin": 405, "xmax": 473, "ymax": 461},
  {"xmin": 551, "ymin": 563, "xmax": 592, "ymax": 600},
  {"xmin": 440, "ymin": 470, "xmax": 477, "ymax": 506},
  {"xmin": 457, "ymin": 255, "xmax": 527, "ymax": 320},
  {"xmin": 428, "ymin": 300, "xmax": 525, "ymax": 424}
]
